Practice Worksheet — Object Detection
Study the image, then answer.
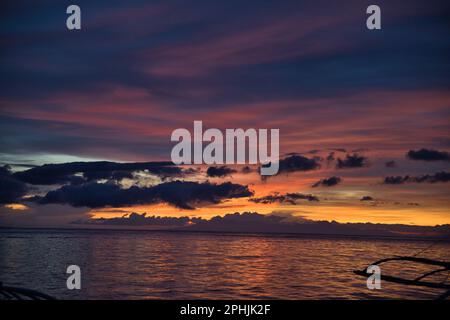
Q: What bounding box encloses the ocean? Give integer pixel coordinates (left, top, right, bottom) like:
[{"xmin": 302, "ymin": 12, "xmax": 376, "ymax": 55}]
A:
[{"xmin": 0, "ymin": 228, "xmax": 449, "ymax": 299}]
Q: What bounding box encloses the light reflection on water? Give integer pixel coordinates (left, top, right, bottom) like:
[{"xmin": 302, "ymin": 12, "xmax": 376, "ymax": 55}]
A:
[{"xmin": 0, "ymin": 229, "xmax": 449, "ymax": 299}]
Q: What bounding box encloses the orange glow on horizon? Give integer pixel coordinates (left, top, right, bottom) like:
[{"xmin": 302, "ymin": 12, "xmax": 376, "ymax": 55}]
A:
[{"xmin": 4, "ymin": 203, "xmax": 29, "ymax": 211}]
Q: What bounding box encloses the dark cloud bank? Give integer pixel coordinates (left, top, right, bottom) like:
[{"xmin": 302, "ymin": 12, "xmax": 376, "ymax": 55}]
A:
[
  {"xmin": 407, "ymin": 149, "xmax": 450, "ymax": 161},
  {"xmin": 312, "ymin": 176, "xmax": 341, "ymax": 187},
  {"xmin": 206, "ymin": 166, "xmax": 237, "ymax": 177},
  {"xmin": 336, "ymin": 154, "xmax": 368, "ymax": 169},
  {"xmin": 12, "ymin": 161, "xmax": 186, "ymax": 185},
  {"xmin": 274, "ymin": 155, "xmax": 320, "ymax": 174},
  {"xmin": 2, "ymin": 161, "xmax": 257, "ymax": 209},
  {"xmin": 34, "ymin": 180, "xmax": 253, "ymax": 210},
  {"xmin": 0, "ymin": 166, "xmax": 28, "ymax": 204},
  {"xmin": 383, "ymin": 171, "xmax": 450, "ymax": 185},
  {"xmin": 250, "ymin": 192, "xmax": 319, "ymax": 204},
  {"xmin": 259, "ymin": 155, "xmax": 320, "ymax": 180},
  {"xmin": 75, "ymin": 212, "xmax": 203, "ymax": 227},
  {"xmin": 76, "ymin": 212, "xmax": 450, "ymax": 239}
]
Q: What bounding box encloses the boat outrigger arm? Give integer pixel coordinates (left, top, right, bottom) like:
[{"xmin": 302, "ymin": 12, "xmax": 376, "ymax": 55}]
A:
[{"xmin": 354, "ymin": 256, "xmax": 450, "ymax": 300}]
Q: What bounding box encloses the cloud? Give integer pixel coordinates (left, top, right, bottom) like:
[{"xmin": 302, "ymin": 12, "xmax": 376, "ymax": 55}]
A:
[
  {"xmin": 206, "ymin": 166, "xmax": 237, "ymax": 177},
  {"xmin": 383, "ymin": 176, "xmax": 409, "ymax": 185},
  {"xmin": 312, "ymin": 176, "xmax": 341, "ymax": 187},
  {"xmin": 326, "ymin": 152, "xmax": 335, "ymax": 162},
  {"xmin": 407, "ymin": 149, "xmax": 450, "ymax": 161},
  {"xmin": 385, "ymin": 160, "xmax": 397, "ymax": 168},
  {"xmin": 336, "ymin": 154, "xmax": 368, "ymax": 169},
  {"xmin": 250, "ymin": 192, "xmax": 318, "ymax": 204},
  {"xmin": 329, "ymin": 148, "xmax": 347, "ymax": 153},
  {"xmin": 83, "ymin": 170, "xmax": 134, "ymax": 182},
  {"xmin": 383, "ymin": 171, "xmax": 450, "ymax": 184},
  {"xmin": 75, "ymin": 212, "xmax": 204, "ymax": 227},
  {"xmin": 0, "ymin": 165, "xmax": 29, "ymax": 204},
  {"xmin": 34, "ymin": 180, "xmax": 253, "ymax": 209},
  {"xmin": 13, "ymin": 161, "xmax": 186, "ymax": 185},
  {"xmin": 273, "ymin": 155, "xmax": 320, "ymax": 175}
]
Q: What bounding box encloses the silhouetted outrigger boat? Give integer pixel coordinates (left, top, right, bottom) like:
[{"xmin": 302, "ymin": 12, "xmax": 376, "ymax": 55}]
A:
[
  {"xmin": 0, "ymin": 282, "xmax": 56, "ymax": 300},
  {"xmin": 354, "ymin": 256, "xmax": 450, "ymax": 300}
]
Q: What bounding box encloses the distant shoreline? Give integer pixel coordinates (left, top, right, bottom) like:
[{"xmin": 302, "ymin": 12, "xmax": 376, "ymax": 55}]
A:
[{"xmin": 1, "ymin": 225, "xmax": 449, "ymax": 243}]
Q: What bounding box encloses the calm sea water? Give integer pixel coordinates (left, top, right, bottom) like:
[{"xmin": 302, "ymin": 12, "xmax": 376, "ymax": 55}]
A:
[{"xmin": 0, "ymin": 229, "xmax": 449, "ymax": 300}]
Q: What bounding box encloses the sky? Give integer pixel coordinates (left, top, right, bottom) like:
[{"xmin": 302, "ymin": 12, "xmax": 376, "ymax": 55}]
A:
[{"xmin": 0, "ymin": 0, "xmax": 449, "ymax": 228}]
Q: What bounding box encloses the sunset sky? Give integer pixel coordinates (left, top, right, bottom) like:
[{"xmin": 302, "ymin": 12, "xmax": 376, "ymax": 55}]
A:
[{"xmin": 0, "ymin": 0, "xmax": 449, "ymax": 228}]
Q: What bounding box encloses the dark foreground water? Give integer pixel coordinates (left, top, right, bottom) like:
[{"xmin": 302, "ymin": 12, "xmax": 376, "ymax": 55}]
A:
[{"xmin": 0, "ymin": 228, "xmax": 449, "ymax": 299}]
